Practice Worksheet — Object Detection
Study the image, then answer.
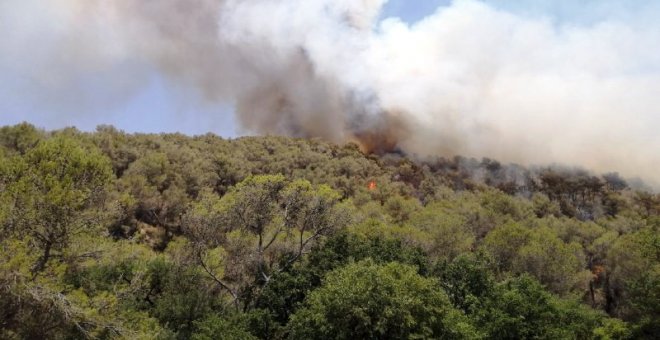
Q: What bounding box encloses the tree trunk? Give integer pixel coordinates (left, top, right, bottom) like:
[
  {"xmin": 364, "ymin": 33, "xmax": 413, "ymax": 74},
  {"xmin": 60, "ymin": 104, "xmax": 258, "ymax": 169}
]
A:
[{"xmin": 32, "ymin": 241, "xmax": 52, "ymax": 277}]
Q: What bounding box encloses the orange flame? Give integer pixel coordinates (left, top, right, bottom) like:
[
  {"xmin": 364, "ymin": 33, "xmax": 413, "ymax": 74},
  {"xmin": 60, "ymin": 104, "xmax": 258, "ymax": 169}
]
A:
[{"xmin": 368, "ymin": 181, "xmax": 377, "ymax": 190}]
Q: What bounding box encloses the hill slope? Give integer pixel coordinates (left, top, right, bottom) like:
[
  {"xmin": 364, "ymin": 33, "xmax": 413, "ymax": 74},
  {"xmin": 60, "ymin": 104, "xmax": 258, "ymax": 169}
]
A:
[{"xmin": 1, "ymin": 123, "xmax": 658, "ymax": 339}]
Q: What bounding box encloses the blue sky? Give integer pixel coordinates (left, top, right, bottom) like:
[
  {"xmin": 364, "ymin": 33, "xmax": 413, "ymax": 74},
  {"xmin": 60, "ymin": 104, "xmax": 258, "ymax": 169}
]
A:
[
  {"xmin": 0, "ymin": 0, "xmax": 453, "ymax": 136},
  {"xmin": 0, "ymin": 0, "xmax": 652, "ymax": 136}
]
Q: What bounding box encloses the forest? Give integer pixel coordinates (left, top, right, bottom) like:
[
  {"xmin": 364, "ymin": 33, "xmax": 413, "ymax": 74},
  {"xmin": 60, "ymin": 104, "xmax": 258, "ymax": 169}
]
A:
[{"xmin": 0, "ymin": 122, "xmax": 658, "ymax": 339}]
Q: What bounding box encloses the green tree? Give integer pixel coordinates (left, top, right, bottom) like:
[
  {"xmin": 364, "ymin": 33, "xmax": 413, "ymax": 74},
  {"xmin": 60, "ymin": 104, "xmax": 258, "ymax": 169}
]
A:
[
  {"xmin": 0, "ymin": 122, "xmax": 42, "ymax": 155},
  {"xmin": 383, "ymin": 194, "xmax": 421, "ymax": 225},
  {"xmin": 478, "ymin": 275, "xmax": 614, "ymax": 339},
  {"xmin": 250, "ymin": 230, "xmax": 431, "ymax": 338},
  {"xmin": 513, "ymin": 227, "xmax": 588, "ymax": 294},
  {"xmin": 408, "ymin": 204, "xmax": 476, "ymax": 262},
  {"xmin": 606, "ymin": 228, "xmax": 659, "ymax": 337},
  {"xmin": 1, "ymin": 135, "xmax": 113, "ymax": 273},
  {"xmin": 482, "ymin": 223, "xmax": 533, "ymax": 273},
  {"xmin": 183, "ymin": 176, "xmax": 350, "ymax": 307},
  {"xmin": 434, "ymin": 253, "xmax": 496, "ymax": 314},
  {"xmin": 191, "ymin": 314, "xmax": 257, "ymax": 340},
  {"xmin": 483, "ymin": 223, "xmax": 588, "ymax": 294},
  {"xmin": 435, "ymin": 256, "xmax": 621, "ymax": 339},
  {"xmin": 287, "ymin": 260, "xmax": 478, "ymax": 340}
]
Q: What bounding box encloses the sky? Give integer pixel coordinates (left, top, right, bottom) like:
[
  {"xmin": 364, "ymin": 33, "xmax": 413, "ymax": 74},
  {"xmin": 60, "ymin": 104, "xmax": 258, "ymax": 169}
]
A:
[
  {"xmin": 0, "ymin": 0, "xmax": 658, "ymax": 189},
  {"xmin": 0, "ymin": 0, "xmax": 660, "ymax": 137},
  {"xmin": 0, "ymin": 0, "xmax": 585, "ymax": 136},
  {"xmin": 0, "ymin": 0, "xmax": 444, "ymax": 137},
  {"xmin": 1, "ymin": 0, "xmax": 654, "ymax": 136}
]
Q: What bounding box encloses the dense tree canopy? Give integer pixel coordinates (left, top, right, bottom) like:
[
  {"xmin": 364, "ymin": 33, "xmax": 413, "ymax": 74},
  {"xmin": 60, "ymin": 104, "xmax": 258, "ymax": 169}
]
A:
[
  {"xmin": 287, "ymin": 260, "xmax": 478, "ymax": 339},
  {"xmin": 0, "ymin": 123, "xmax": 657, "ymax": 339}
]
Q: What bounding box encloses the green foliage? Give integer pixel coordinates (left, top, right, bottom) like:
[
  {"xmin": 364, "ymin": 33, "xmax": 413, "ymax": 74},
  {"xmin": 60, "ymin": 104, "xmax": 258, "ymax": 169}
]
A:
[
  {"xmin": 1, "ymin": 135, "xmax": 113, "ymax": 273},
  {"xmin": 1, "ymin": 238, "xmax": 170, "ymax": 339},
  {"xmin": 408, "ymin": 203, "xmax": 476, "ymax": 261},
  {"xmin": 251, "ymin": 230, "xmax": 431, "ymax": 338},
  {"xmin": 513, "ymin": 227, "xmax": 588, "ymax": 294},
  {"xmin": 191, "ymin": 314, "xmax": 257, "ymax": 340},
  {"xmin": 305, "ymin": 230, "xmax": 430, "ymax": 276},
  {"xmin": 383, "ymin": 193, "xmax": 422, "ymax": 224},
  {"xmin": 181, "ymin": 175, "xmax": 350, "ymax": 310},
  {"xmin": 0, "ymin": 122, "xmax": 42, "ymax": 154},
  {"xmin": 482, "ymin": 223, "xmax": 533, "ymax": 272},
  {"xmin": 149, "ymin": 264, "xmax": 218, "ymax": 338},
  {"xmin": 532, "ymin": 193, "xmax": 562, "ymax": 218},
  {"xmin": 477, "ymin": 275, "xmax": 609, "ymax": 339},
  {"xmin": 607, "ymin": 228, "xmax": 660, "ymax": 337},
  {"xmin": 483, "ymin": 223, "xmax": 589, "ymax": 294},
  {"xmin": 287, "ymin": 260, "xmax": 479, "ymax": 340},
  {"xmin": 593, "ymin": 318, "xmax": 632, "ymax": 340},
  {"xmin": 434, "ymin": 253, "xmax": 496, "ymax": 314},
  {"xmin": 0, "ymin": 124, "xmax": 657, "ymax": 338}
]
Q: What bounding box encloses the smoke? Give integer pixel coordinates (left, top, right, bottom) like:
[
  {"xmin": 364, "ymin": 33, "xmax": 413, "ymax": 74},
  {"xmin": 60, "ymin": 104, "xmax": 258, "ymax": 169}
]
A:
[{"xmin": 1, "ymin": 0, "xmax": 659, "ymax": 186}]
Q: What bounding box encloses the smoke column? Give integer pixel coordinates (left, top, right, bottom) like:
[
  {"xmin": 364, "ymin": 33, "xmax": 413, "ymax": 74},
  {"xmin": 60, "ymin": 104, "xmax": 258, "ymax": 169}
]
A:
[{"xmin": 1, "ymin": 0, "xmax": 659, "ymax": 185}]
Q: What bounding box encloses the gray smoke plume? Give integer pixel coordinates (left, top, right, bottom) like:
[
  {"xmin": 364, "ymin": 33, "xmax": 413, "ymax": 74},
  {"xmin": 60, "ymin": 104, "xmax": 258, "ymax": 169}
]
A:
[{"xmin": 1, "ymin": 0, "xmax": 659, "ymax": 186}]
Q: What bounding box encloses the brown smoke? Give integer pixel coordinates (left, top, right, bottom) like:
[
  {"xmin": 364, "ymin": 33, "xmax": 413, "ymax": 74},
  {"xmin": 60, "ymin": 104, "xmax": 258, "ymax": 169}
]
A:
[{"xmin": 349, "ymin": 110, "xmax": 412, "ymax": 154}]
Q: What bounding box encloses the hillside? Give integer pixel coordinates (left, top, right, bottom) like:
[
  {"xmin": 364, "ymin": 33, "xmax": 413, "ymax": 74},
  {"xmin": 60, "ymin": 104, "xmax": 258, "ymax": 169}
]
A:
[{"xmin": 1, "ymin": 123, "xmax": 658, "ymax": 339}]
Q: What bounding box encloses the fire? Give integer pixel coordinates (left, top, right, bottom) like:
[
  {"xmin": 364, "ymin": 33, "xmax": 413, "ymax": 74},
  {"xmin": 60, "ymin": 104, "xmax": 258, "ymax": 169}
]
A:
[
  {"xmin": 368, "ymin": 181, "xmax": 377, "ymax": 190},
  {"xmin": 350, "ymin": 109, "xmax": 411, "ymax": 155}
]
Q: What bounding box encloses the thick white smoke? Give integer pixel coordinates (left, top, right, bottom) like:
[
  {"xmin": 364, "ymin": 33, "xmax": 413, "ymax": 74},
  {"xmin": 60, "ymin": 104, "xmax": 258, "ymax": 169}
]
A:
[{"xmin": 1, "ymin": 0, "xmax": 659, "ymax": 185}]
